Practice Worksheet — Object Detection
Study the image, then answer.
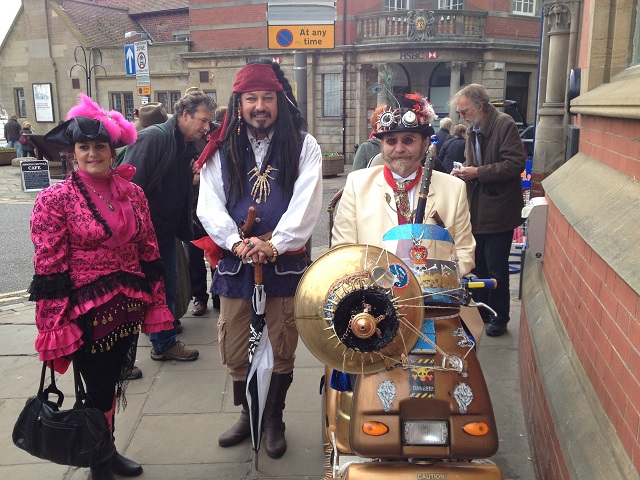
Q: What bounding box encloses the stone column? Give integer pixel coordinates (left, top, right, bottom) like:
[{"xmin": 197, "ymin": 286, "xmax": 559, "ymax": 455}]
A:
[
  {"xmin": 532, "ymin": 1, "xmax": 580, "ymax": 196},
  {"xmin": 447, "ymin": 61, "xmax": 467, "ymax": 120}
]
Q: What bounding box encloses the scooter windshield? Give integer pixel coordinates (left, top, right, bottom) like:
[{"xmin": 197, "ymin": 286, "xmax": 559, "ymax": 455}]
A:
[{"xmin": 382, "ymin": 224, "xmax": 462, "ymax": 308}]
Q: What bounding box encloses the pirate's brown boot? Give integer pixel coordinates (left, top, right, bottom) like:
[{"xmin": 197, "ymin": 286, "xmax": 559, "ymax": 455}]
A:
[
  {"xmin": 219, "ymin": 381, "xmax": 251, "ymax": 447},
  {"xmin": 263, "ymin": 373, "xmax": 293, "ymax": 459}
]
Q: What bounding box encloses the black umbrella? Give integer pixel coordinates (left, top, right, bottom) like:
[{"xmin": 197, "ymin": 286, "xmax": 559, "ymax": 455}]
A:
[{"xmin": 245, "ymin": 263, "xmax": 274, "ymax": 468}]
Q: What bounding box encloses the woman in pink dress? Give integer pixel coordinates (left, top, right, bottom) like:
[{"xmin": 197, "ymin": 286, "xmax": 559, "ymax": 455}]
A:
[{"xmin": 29, "ymin": 94, "xmax": 174, "ymax": 480}]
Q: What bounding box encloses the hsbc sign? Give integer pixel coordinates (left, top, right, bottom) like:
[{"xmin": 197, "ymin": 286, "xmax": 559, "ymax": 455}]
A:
[{"xmin": 399, "ymin": 51, "xmax": 439, "ymax": 60}]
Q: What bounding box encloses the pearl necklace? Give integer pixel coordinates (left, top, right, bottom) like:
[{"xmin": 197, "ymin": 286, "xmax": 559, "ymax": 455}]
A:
[{"xmin": 87, "ymin": 183, "xmax": 115, "ymax": 211}]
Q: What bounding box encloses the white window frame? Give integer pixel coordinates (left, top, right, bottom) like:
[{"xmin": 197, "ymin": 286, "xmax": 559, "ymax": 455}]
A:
[
  {"xmin": 384, "ymin": 0, "xmax": 407, "ymax": 12},
  {"xmin": 323, "ymin": 73, "xmax": 341, "ymax": 117},
  {"xmin": 438, "ymin": 0, "xmax": 464, "ymax": 9},
  {"xmin": 512, "ymin": 0, "xmax": 536, "ymax": 16}
]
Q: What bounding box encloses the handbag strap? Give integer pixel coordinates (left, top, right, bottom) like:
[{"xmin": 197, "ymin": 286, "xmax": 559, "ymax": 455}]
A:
[
  {"xmin": 39, "ymin": 360, "xmax": 64, "ymax": 407},
  {"xmin": 71, "ymin": 358, "xmax": 94, "ymax": 409}
]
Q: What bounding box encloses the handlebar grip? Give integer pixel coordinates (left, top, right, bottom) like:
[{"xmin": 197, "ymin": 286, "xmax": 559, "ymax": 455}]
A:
[{"xmin": 462, "ymin": 278, "xmax": 497, "ymax": 289}]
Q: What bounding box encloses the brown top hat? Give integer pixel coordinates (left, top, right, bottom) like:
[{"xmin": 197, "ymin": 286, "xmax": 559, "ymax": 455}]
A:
[{"xmin": 134, "ymin": 102, "xmax": 168, "ymax": 131}]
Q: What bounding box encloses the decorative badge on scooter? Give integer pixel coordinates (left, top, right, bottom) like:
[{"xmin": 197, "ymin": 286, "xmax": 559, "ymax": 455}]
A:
[
  {"xmin": 377, "ymin": 380, "xmax": 396, "ymax": 412},
  {"xmin": 452, "ymin": 327, "xmax": 475, "ymax": 349},
  {"xmin": 387, "ymin": 263, "xmax": 409, "ymax": 289},
  {"xmin": 453, "ymin": 382, "xmax": 474, "ymax": 414}
]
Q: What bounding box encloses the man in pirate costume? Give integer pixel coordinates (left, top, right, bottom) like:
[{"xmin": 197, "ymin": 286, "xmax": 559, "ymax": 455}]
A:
[
  {"xmin": 196, "ymin": 59, "xmax": 323, "ymax": 458},
  {"xmin": 332, "ymin": 93, "xmax": 476, "ymax": 277}
]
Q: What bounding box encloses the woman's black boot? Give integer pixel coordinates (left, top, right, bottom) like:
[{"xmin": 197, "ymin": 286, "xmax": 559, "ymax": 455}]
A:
[{"xmin": 111, "ymin": 451, "xmax": 143, "ymax": 477}]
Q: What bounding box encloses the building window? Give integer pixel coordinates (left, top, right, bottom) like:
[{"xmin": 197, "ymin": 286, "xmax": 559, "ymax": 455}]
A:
[
  {"xmin": 384, "ymin": 0, "xmax": 407, "ymax": 11},
  {"xmin": 205, "ymin": 91, "xmax": 217, "ymax": 104},
  {"xmin": 15, "ymin": 88, "xmax": 26, "ymax": 117},
  {"xmin": 110, "ymin": 92, "xmax": 135, "ymax": 121},
  {"xmin": 512, "ymin": 0, "xmax": 536, "ymax": 16},
  {"xmin": 323, "ymin": 74, "xmax": 341, "ymax": 117},
  {"xmin": 173, "ymin": 34, "xmax": 190, "ymax": 41},
  {"xmin": 157, "ymin": 91, "xmax": 182, "ymax": 113},
  {"xmin": 438, "ymin": 0, "xmax": 464, "ymax": 9}
]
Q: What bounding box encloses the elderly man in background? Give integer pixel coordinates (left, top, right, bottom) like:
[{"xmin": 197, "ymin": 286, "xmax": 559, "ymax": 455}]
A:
[{"xmin": 451, "ymin": 83, "xmax": 525, "ymax": 337}]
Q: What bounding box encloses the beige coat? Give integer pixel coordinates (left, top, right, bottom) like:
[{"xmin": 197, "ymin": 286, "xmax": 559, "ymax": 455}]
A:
[{"xmin": 331, "ymin": 166, "xmax": 476, "ymax": 276}]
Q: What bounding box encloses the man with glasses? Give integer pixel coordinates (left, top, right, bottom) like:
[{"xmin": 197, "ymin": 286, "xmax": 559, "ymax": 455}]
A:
[
  {"xmin": 451, "ymin": 84, "xmax": 526, "ymax": 337},
  {"xmin": 332, "ymin": 93, "xmax": 476, "ymax": 278}
]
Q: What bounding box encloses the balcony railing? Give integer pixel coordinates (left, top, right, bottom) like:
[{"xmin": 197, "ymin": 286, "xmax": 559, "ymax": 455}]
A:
[{"xmin": 356, "ymin": 9, "xmax": 487, "ymax": 44}]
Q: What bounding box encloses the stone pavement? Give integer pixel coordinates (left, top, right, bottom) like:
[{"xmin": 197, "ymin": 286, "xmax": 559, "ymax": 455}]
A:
[{"xmin": 0, "ymin": 162, "xmax": 536, "ymax": 479}]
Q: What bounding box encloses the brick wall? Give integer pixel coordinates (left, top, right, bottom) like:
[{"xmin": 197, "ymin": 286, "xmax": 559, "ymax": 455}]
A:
[
  {"xmin": 138, "ymin": 12, "xmax": 190, "ymax": 42},
  {"xmin": 542, "ymin": 198, "xmax": 640, "ymax": 474},
  {"xmin": 575, "ymin": 116, "xmax": 640, "ymax": 180},
  {"xmin": 485, "ymin": 16, "xmax": 540, "ymax": 41},
  {"xmin": 519, "ymin": 313, "xmax": 572, "ymax": 479}
]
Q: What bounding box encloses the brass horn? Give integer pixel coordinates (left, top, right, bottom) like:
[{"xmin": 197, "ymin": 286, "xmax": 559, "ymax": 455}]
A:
[{"xmin": 295, "ymin": 244, "xmax": 424, "ymax": 374}]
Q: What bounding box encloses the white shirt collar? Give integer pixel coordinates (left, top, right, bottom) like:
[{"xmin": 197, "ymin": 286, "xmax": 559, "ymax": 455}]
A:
[{"xmin": 247, "ymin": 130, "xmax": 274, "ymax": 170}]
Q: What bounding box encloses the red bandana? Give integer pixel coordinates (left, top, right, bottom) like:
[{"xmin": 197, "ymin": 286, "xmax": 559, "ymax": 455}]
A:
[{"xmin": 233, "ymin": 64, "xmax": 284, "ymax": 93}]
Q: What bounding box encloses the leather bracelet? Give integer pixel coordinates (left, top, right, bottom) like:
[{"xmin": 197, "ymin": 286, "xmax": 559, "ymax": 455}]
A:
[
  {"xmin": 266, "ymin": 240, "xmax": 278, "ymax": 263},
  {"xmin": 232, "ymin": 241, "xmax": 242, "ymax": 257}
]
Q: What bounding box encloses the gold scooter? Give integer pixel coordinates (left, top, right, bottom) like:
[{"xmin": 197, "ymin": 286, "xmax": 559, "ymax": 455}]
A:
[{"xmin": 295, "ymin": 223, "xmax": 502, "ymax": 480}]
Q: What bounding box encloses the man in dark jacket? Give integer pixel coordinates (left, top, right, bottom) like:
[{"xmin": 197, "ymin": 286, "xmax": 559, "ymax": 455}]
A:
[
  {"xmin": 451, "ymin": 84, "xmax": 525, "ymax": 337},
  {"xmin": 4, "ymin": 115, "xmax": 22, "ymax": 155},
  {"xmin": 123, "ymin": 92, "xmax": 216, "ymax": 360}
]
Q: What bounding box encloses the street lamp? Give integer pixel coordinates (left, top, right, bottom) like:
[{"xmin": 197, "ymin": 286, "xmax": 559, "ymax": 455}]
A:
[{"xmin": 69, "ymin": 46, "xmax": 106, "ymax": 98}]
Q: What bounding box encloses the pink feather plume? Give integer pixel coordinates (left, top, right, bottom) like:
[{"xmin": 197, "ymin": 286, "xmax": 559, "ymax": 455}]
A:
[{"xmin": 67, "ymin": 93, "xmax": 137, "ymax": 146}]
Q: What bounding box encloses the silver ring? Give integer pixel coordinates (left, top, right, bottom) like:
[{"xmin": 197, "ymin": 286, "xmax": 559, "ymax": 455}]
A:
[
  {"xmin": 247, "ymin": 258, "xmax": 254, "ymax": 265},
  {"xmin": 247, "ymin": 241, "xmax": 255, "ymax": 249}
]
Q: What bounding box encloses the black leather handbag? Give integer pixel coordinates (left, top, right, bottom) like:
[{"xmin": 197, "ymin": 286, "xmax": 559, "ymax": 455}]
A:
[{"xmin": 12, "ymin": 360, "xmax": 115, "ymax": 467}]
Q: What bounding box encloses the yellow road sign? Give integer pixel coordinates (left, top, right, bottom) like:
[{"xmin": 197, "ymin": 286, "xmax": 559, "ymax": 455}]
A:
[
  {"xmin": 137, "ymin": 85, "xmax": 151, "ymax": 96},
  {"xmin": 268, "ymin": 25, "xmax": 335, "ymax": 50}
]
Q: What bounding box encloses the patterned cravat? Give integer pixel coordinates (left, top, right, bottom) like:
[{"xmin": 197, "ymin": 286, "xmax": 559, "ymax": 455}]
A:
[{"xmin": 394, "ymin": 180, "xmax": 413, "ymax": 224}]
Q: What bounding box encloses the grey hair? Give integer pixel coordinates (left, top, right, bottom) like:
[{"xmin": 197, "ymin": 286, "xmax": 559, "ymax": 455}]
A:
[
  {"xmin": 174, "ymin": 92, "xmax": 217, "ymax": 117},
  {"xmin": 451, "ymin": 84, "xmax": 490, "ymax": 109},
  {"xmin": 439, "ymin": 117, "xmax": 452, "ymax": 130}
]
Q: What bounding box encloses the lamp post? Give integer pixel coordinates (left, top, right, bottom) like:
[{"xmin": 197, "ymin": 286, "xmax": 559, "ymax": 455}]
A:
[{"xmin": 69, "ymin": 45, "xmax": 107, "ymax": 98}]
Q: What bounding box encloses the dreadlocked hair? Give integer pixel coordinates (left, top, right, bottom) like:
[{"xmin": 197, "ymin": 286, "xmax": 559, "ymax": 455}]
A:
[{"xmin": 222, "ymin": 59, "xmax": 305, "ymax": 205}]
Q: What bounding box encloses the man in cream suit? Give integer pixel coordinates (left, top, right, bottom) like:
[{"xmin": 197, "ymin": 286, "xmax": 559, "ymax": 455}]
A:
[{"xmin": 332, "ymin": 93, "xmax": 475, "ymax": 277}]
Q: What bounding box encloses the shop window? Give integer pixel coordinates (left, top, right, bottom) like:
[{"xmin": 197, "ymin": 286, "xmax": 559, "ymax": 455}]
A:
[{"xmin": 323, "ymin": 73, "xmax": 341, "ymax": 117}]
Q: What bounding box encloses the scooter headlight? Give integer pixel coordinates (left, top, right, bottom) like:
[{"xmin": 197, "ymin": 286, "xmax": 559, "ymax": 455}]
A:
[{"xmin": 403, "ymin": 420, "xmax": 449, "ymax": 445}]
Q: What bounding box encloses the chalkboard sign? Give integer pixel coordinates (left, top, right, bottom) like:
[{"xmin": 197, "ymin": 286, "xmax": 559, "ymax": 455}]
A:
[{"xmin": 21, "ymin": 159, "xmax": 51, "ymax": 192}]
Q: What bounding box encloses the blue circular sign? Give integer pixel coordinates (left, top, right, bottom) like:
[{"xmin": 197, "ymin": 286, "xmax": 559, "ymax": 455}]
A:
[
  {"xmin": 276, "ymin": 29, "xmax": 294, "ymax": 48},
  {"xmin": 388, "ymin": 263, "xmax": 409, "ymax": 289}
]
